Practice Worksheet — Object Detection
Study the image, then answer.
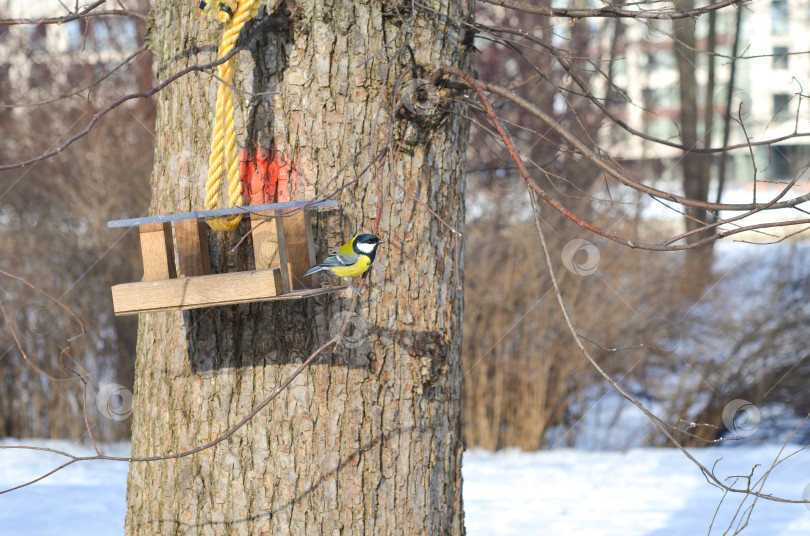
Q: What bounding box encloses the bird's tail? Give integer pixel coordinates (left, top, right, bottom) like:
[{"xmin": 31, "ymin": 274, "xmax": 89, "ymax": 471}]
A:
[{"xmin": 301, "ymin": 265, "xmax": 323, "ymax": 277}]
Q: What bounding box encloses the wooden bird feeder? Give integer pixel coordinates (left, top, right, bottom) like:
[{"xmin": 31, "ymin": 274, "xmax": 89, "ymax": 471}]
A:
[{"xmin": 108, "ymin": 201, "xmax": 345, "ymax": 316}]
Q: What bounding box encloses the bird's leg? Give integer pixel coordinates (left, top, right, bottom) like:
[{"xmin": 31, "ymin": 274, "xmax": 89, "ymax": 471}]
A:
[{"xmin": 344, "ymin": 278, "xmax": 362, "ymax": 296}]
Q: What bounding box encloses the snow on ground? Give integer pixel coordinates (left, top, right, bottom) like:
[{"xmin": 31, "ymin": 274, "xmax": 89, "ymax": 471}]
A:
[
  {"xmin": 464, "ymin": 445, "xmax": 810, "ymax": 536},
  {"xmin": 1, "ymin": 439, "xmax": 809, "ymax": 535},
  {"xmin": 0, "ymin": 440, "xmax": 130, "ymax": 535}
]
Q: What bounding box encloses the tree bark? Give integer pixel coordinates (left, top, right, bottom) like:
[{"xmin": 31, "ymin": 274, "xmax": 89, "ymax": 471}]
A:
[
  {"xmin": 125, "ymin": 1, "xmax": 472, "ymax": 534},
  {"xmin": 674, "ymin": 2, "xmax": 714, "ymax": 285}
]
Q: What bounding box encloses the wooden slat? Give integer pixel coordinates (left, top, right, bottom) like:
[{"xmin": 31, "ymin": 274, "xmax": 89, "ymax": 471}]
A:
[
  {"xmin": 107, "ymin": 200, "xmax": 339, "ymax": 228},
  {"xmin": 250, "ymin": 211, "xmax": 290, "ymax": 294},
  {"xmin": 113, "ymin": 269, "xmax": 278, "ymax": 315},
  {"xmin": 139, "ymin": 222, "xmax": 176, "ymax": 281},
  {"xmin": 174, "ymin": 219, "xmax": 211, "ymax": 277},
  {"xmin": 283, "ymin": 210, "xmax": 315, "ymax": 290},
  {"xmin": 304, "ymin": 210, "xmax": 316, "ymax": 267},
  {"xmin": 110, "ymin": 271, "xmax": 346, "ymax": 316}
]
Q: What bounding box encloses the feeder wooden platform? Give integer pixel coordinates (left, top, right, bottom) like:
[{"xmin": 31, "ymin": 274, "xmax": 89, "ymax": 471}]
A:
[{"xmin": 108, "ymin": 201, "xmax": 345, "ymax": 316}]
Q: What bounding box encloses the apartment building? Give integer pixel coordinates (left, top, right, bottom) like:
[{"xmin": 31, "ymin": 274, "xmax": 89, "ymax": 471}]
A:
[
  {"xmin": 597, "ymin": 0, "xmax": 810, "ymax": 186},
  {"xmin": 0, "ymin": 0, "xmax": 140, "ymax": 105}
]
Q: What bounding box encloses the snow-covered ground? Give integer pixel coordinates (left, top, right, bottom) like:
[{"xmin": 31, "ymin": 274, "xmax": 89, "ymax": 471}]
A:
[
  {"xmin": 465, "ymin": 445, "xmax": 810, "ymax": 536},
  {"xmin": 2, "ymin": 439, "xmax": 809, "ymax": 535}
]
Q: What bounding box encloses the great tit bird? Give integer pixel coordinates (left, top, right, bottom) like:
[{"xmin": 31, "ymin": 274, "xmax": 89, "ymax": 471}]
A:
[{"xmin": 302, "ymin": 234, "xmax": 384, "ymax": 296}]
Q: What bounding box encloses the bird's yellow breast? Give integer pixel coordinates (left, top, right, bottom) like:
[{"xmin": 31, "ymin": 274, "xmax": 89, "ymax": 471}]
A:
[{"xmin": 330, "ymin": 255, "xmax": 372, "ymax": 278}]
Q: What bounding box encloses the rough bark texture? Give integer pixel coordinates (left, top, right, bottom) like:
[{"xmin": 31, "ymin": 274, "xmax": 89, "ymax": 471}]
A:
[{"xmin": 125, "ymin": 1, "xmax": 472, "ymax": 534}]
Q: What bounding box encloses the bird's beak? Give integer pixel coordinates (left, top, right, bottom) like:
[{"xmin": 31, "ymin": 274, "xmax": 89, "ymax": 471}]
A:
[{"xmin": 378, "ymin": 239, "xmax": 386, "ymax": 244}]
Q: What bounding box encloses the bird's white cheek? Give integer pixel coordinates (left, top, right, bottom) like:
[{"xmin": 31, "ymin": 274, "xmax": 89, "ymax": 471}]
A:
[{"xmin": 356, "ymin": 242, "xmax": 375, "ymax": 254}]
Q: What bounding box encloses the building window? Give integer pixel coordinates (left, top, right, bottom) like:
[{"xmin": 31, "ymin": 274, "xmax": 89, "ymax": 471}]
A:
[
  {"xmin": 66, "ymin": 20, "xmax": 88, "ymax": 52},
  {"xmin": 771, "ymin": 146, "xmax": 790, "ymax": 180},
  {"xmin": 773, "ymin": 93, "xmax": 791, "ymax": 120},
  {"xmin": 90, "ymin": 19, "xmax": 138, "ymax": 51},
  {"xmin": 773, "ymin": 46, "xmax": 789, "ymax": 69},
  {"xmin": 29, "ymin": 62, "xmax": 52, "ymax": 87},
  {"xmin": 29, "ymin": 24, "xmax": 47, "ymax": 52},
  {"xmin": 771, "ymin": 0, "xmax": 789, "ymax": 34}
]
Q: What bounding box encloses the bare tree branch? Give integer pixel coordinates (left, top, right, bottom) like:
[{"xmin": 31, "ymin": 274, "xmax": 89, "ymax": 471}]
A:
[
  {"xmin": 479, "ymin": 0, "xmax": 744, "ymax": 20},
  {"xmin": 0, "ymin": 0, "xmax": 147, "ymax": 25}
]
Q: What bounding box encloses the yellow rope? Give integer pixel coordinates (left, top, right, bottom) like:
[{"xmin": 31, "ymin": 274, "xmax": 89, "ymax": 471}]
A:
[{"xmin": 204, "ymin": 0, "xmax": 261, "ymax": 231}]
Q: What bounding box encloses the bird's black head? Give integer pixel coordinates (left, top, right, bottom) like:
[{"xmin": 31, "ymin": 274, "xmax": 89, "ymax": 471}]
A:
[{"xmin": 353, "ymin": 234, "xmax": 384, "ymax": 258}]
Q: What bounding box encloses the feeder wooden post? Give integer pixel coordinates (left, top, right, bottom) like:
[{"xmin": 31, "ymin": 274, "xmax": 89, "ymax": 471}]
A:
[
  {"xmin": 174, "ymin": 219, "xmax": 211, "ymax": 277},
  {"xmin": 250, "ymin": 210, "xmax": 290, "ymax": 294},
  {"xmin": 139, "ymin": 222, "xmax": 176, "ymax": 281},
  {"xmin": 283, "ymin": 210, "xmax": 316, "ymax": 290}
]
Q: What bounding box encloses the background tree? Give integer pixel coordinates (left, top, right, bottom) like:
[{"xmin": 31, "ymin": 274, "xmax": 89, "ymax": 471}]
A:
[
  {"xmin": 0, "ymin": 2, "xmax": 152, "ymax": 442},
  {"xmin": 674, "ymin": 0, "xmax": 716, "ymax": 283}
]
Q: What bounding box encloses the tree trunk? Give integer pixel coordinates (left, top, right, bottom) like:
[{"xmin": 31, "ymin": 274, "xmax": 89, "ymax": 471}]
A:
[
  {"xmin": 674, "ymin": 2, "xmax": 714, "ymax": 286},
  {"xmin": 715, "ymin": 6, "xmax": 743, "ymax": 207},
  {"xmin": 125, "ymin": 2, "xmax": 471, "ymax": 534}
]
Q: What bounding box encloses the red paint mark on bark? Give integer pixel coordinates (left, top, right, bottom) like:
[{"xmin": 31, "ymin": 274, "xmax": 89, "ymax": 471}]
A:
[{"xmin": 240, "ymin": 146, "xmax": 299, "ymax": 205}]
